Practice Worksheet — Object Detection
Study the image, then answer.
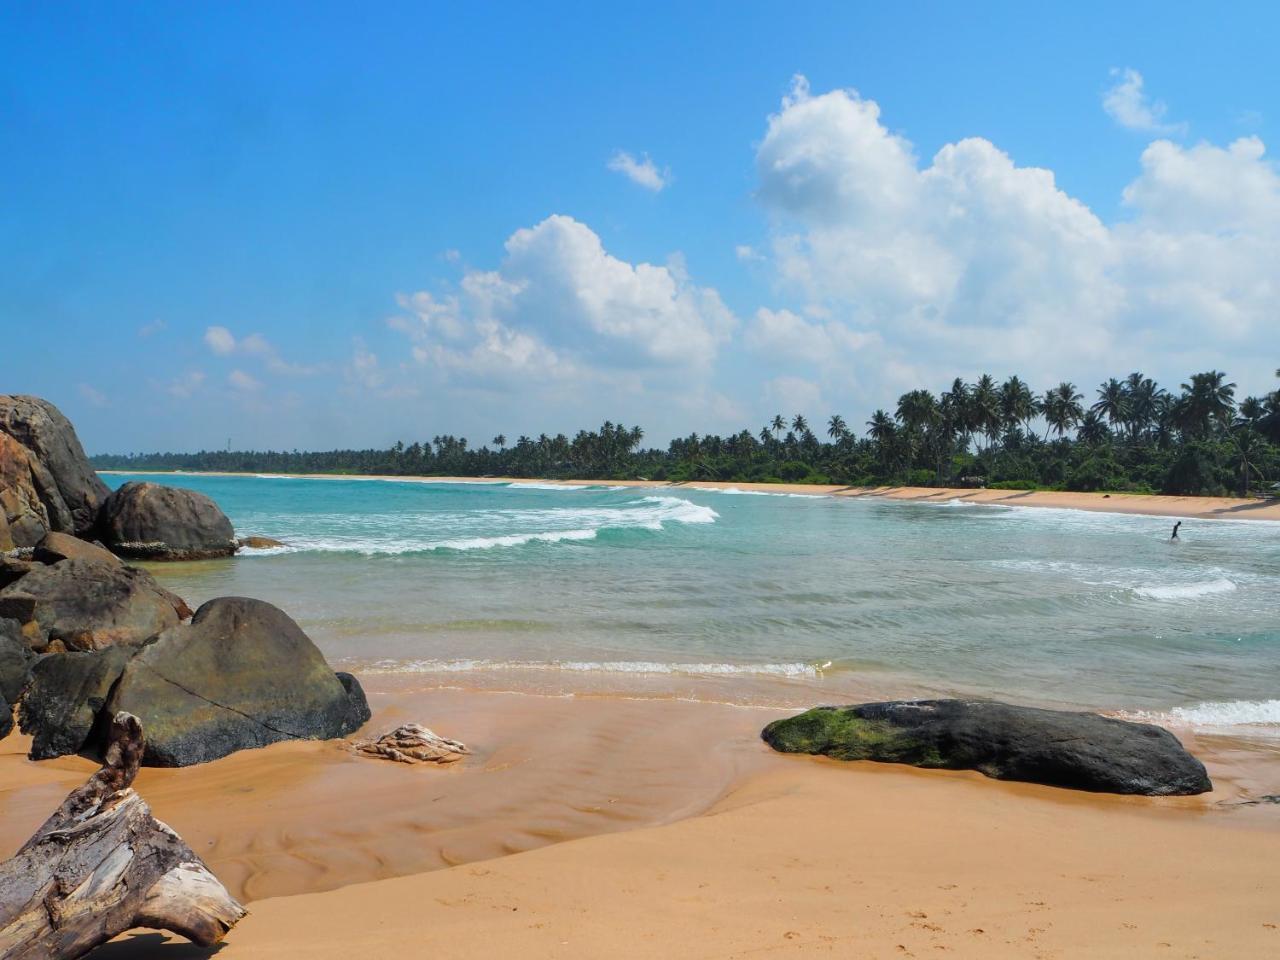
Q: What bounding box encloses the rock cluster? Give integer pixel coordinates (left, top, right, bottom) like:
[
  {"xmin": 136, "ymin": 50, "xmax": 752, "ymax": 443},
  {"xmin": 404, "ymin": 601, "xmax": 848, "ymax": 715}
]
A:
[
  {"xmin": 762, "ymin": 699, "xmax": 1212, "ymax": 796},
  {"xmin": 0, "ymin": 395, "xmax": 369, "ymax": 766}
]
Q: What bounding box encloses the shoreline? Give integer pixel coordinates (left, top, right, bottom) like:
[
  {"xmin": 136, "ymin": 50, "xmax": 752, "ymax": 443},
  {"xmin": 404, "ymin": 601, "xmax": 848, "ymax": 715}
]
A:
[{"xmin": 97, "ymin": 469, "xmax": 1280, "ymax": 522}]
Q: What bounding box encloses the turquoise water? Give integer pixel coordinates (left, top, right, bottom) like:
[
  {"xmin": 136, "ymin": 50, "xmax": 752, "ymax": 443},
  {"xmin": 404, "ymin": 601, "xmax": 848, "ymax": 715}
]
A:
[{"xmin": 104, "ymin": 473, "xmax": 1280, "ymax": 733}]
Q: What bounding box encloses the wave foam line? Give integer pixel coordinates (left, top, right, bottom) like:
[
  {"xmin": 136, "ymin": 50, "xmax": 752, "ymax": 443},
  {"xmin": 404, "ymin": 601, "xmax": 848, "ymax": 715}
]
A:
[
  {"xmin": 1133, "ymin": 578, "xmax": 1237, "ymax": 600},
  {"xmin": 357, "ymin": 658, "xmax": 822, "ymax": 678},
  {"xmin": 690, "ymin": 486, "xmax": 826, "ymax": 499},
  {"xmin": 1119, "ymin": 699, "xmax": 1280, "ymax": 732}
]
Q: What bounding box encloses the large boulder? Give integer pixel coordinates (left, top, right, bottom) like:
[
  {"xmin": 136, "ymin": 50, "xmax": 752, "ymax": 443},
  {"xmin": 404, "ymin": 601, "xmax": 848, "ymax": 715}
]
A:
[
  {"xmin": 106, "ymin": 597, "xmax": 369, "ymax": 766},
  {"xmin": 0, "ymin": 557, "xmax": 186, "ymax": 653},
  {"xmin": 762, "ymin": 699, "xmax": 1212, "ymax": 796},
  {"xmin": 33, "ymin": 531, "xmax": 121, "ymax": 567},
  {"xmin": 0, "ymin": 432, "xmax": 57, "ymax": 549},
  {"xmin": 0, "ymin": 395, "xmax": 109, "ymax": 539},
  {"xmin": 98, "ymin": 481, "xmax": 236, "ymax": 560},
  {"xmin": 0, "ymin": 618, "xmax": 34, "ymax": 703},
  {"xmin": 19, "ymin": 647, "xmax": 132, "ymax": 759}
]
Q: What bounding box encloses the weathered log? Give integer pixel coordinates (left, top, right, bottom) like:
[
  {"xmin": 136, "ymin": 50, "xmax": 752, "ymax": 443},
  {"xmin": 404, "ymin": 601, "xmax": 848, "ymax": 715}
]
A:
[
  {"xmin": 353, "ymin": 722, "xmax": 469, "ymax": 764},
  {"xmin": 0, "ymin": 712, "xmax": 245, "ymax": 959}
]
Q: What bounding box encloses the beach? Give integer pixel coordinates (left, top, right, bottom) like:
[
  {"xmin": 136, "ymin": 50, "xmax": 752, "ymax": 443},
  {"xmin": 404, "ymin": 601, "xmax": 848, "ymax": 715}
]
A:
[
  {"xmin": 99, "ymin": 471, "xmax": 1280, "ymax": 522},
  {"xmin": 5, "ymin": 472, "xmax": 1277, "ymax": 957},
  {"xmin": 3, "ymin": 677, "xmax": 1277, "ymax": 958}
]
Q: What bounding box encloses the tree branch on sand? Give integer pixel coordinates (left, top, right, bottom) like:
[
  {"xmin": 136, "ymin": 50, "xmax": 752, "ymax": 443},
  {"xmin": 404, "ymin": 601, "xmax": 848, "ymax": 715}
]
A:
[{"xmin": 0, "ymin": 712, "xmax": 245, "ymax": 960}]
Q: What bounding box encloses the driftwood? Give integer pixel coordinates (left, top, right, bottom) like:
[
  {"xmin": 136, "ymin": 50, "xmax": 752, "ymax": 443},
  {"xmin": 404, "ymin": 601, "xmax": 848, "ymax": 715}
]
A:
[
  {"xmin": 0, "ymin": 712, "xmax": 245, "ymax": 959},
  {"xmin": 353, "ymin": 723, "xmax": 469, "ymax": 764}
]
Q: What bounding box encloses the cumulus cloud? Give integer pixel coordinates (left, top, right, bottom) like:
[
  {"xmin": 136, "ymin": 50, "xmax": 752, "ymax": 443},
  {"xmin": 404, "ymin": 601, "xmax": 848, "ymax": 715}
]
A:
[
  {"xmin": 1102, "ymin": 68, "xmax": 1186, "ymax": 135},
  {"xmin": 607, "ymin": 151, "xmax": 670, "ymax": 191},
  {"xmin": 746, "ymin": 308, "xmax": 879, "ymax": 365},
  {"xmin": 750, "ymin": 76, "xmax": 1280, "ymax": 394},
  {"xmin": 392, "ymin": 214, "xmax": 735, "ymax": 381},
  {"xmin": 204, "ymin": 325, "xmax": 237, "ymax": 355},
  {"xmin": 202, "ymin": 326, "xmax": 320, "ymax": 375}
]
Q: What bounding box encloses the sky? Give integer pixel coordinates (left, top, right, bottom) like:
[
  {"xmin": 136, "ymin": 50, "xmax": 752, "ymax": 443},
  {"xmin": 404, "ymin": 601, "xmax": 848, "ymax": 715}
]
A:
[{"xmin": 2, "ymin": 1, "xmax": 1278, "ymax": 453}]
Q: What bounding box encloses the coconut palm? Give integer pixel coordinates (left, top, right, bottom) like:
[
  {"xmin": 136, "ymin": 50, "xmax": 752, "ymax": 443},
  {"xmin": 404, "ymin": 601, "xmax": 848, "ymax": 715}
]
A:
[
  {"xmin": 827, "ymin": 414, "xmax": 848, "ymax": 441},
  {"xmin": 770, "ymin": 414, "xmax": 785, "ymax": 439},
  {"xmin": 999, "ymin": 375, "xmax": 1040, "ymax": 434},
  {"xmin": 1177, "ymin": 371, "xmax": 1237, "ymax": 438},
  {"xmin": 1092, "ymin": 378, "xmax": 1129, "ymax": 431},
  {"xmin": 1230, "ymin": 427, "xmax": 1270, "ymax": 497},
  {"xmin": 791, "ymin": 414, "xmax": 809, "ymax": 435},
  {"xmin": 1043, "ymin": 382, "xmax": 1085, "ymax": 439},
  {"xmin": 492, "ymin": 434, "xmax": 506, "ymax": 450}
]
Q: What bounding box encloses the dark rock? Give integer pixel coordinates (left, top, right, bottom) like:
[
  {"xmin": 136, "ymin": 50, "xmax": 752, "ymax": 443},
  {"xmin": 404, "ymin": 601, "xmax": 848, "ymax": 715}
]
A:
[
  {"xmin": 0, "ymin": 618, "xmax": 34, "ymax": 703},
  {"xmin": 98, "ymin": 481, "xmax": 236, "ymax": 560},
  {"xmin": 0, "ymin": 557, "xmax": 184, "ymax": 652},
  {"xmin": 19, "ymin": 647, "xmax": 131, "ymax": 760},
  {"xmin": 0, "ymin": 557, "xmax": 36, "ymax": 591},
  {"xmin": 0, "ymin": 395, "xmax": 110, "ymax": 539},
  {"xmin": 237, "ymin": 535, "xmax": 288, "ymax": 550},
  {"xmin": 335, "ymin": 671, "xmax": 372, "ymax": 733},
  {"xmin": 762, "ymin": 699, "xmax": 1212, "ymax": 796},
  {"xmin": 0, "ymin": 694, "xmax": 11, "ymax": 740},
  {"xmin": 33, "ymin": 531, "xmax": 122, "ymax": 567},
  {"xmin": 106, "ymin": 597, "xmax": 366, "ymax": 766}
]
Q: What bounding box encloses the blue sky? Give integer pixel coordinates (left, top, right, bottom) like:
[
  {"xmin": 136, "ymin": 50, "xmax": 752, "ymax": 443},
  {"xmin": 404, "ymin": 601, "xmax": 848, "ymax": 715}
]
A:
[{"xmin": 3, "ymin": 1, "xmax": 1278, "ymax": 452}]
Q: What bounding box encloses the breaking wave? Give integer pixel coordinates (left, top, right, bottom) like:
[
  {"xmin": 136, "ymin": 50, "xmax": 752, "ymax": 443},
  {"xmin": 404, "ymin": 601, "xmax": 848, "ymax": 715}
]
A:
[
  {"xmin": 1132, "ymin": 578, "xmax": 1238, "ymax": 600},
  {"xmin": 1119, "ymin": 699, "xmax": 1280, "ymax": 735}
]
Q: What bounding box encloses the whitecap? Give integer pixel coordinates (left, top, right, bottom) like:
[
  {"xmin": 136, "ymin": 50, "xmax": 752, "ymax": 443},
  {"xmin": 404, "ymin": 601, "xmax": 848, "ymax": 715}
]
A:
[
  {"xmin": 1132, "ymin": 578, "xmax": 1237, "ymax": 600},
  {"xmin": 1119, "ymin": 699, "xmax": 1280, "ymax": 735}
]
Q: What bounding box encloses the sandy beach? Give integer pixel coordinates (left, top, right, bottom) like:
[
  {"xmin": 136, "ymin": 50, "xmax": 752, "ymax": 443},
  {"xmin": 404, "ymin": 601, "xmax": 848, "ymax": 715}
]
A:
[
  {"xmin": 3, "ymin": 679, "xmax": 1278, "ymax": 958},
  {"xmin": 99, "ymin": 471, "xmax": 1280, "ymax": 522}
]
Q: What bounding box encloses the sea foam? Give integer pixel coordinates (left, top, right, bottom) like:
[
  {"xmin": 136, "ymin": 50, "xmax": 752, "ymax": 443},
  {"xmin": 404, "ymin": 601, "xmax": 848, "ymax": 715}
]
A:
[
  {"xmin": 1119, "ymin": 699, "xmax": 1280, "ymax": 734},
  {"xmin": 357, "ymin": 658, "xmax": 821, "ymax": 679},
  {"xmin": 1132, "ymin": 578, "xmax": 1237, "ymax": 600}
]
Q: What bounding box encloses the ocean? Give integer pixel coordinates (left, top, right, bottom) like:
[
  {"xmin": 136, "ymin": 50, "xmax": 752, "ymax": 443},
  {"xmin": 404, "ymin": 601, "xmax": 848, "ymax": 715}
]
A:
[{"xmin": 104, "ymin": 473, "xmax": 1280, "ymax": 740}]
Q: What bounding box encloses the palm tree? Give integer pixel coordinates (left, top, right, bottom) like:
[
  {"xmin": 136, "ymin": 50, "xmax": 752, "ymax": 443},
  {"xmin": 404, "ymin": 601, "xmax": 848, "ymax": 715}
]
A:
[
  {"xmin": 999, "ymin": 375, "xmax": 1040, "ymax": 434},
  {"xmin": 791, "ymin": 414, "xmax": 809, "ymax": 435},
  {"xmin": 1230, "ymin": 427, "xmax": 1269, "ymax": 497},
  {"xmin": 1093, "ymin": 378, "xmax": 1129, "ymax": 432},
  {"xmin": 1076, "ymin": 410, "xmax": 1110, "ymax": 445},
  {"xmin": 970, "ymin": 375, "xmax": 1002, "ymax": 449},
  {"xmin": 492, "ymin": 434, "xmax": 506, "ymax": 450},
  {"xmin": 770, "ymin": 414, "xmax": 786, "ymax": 439},
  {"xmin": 866, "ymin": 410, "xmax": 896, "ymax": 474},
  {"xmin": 1043, "ymin": 382, "xmax": 1085, "ymax": 439},
  {"xmin": 827, "ymin": 414, "xmax": 848, "ymax": 441},
  {"xmin": 1177, "ymin": 371, "xmax": 1237, "ymax": 438}
]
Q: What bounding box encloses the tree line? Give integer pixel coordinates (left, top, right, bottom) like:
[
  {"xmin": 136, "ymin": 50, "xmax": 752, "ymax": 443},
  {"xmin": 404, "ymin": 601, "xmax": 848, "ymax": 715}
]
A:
[{"xmin": 92, "ymin": 368, "xmax": 1280, "ymax": 497}]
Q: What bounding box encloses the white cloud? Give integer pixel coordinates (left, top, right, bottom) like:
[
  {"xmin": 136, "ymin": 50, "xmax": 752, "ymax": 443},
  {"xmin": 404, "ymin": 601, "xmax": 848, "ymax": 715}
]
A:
[
  {"xmin": 78, "ymin": 383, "xmax": 108, "ymax": 407},
  {"xmin": 735, "ymin": 244, "xmax": 764, "ymax": 262},
  {"xmin": 1102, "ymin": 67, "xmax": 1186, "ymax": 135},
  {"xmin": 749, "ymin": 76, "xmax": 1280, "ymax": 394},
  {"xmin": 203, "ymin": 326, "xmax": 320, "ymax": 375},
  {"xmin": 746, "ymin": 307, "xmax": 879, "ymax": 365},
  {"xmin": 346, "ymin": 339, "xmax": 384, "ymax": 391},
  {"xmin": 607, "ymin": 151, "xmax": 670, "ymax": 191},
  {"xmin": 137, "ymin": 319, "xmax": 166, "ymax": 338},
  {"xmin": 228, "ymin": 369, "xmax": 261, "ymax": 392},
  {"xmin": 204, "ymin": 325, "xmax": 237, "ymax": 355},
  {"xmin": 392, "ymin": 214, "xmax": 735, "ymax": 381}
]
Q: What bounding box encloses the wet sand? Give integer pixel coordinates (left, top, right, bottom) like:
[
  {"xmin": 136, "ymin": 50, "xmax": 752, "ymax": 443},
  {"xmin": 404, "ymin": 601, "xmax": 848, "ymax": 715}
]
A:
[{"xmin": 99, "ymin": 471, "xmax": 1280, "ymax": 522}]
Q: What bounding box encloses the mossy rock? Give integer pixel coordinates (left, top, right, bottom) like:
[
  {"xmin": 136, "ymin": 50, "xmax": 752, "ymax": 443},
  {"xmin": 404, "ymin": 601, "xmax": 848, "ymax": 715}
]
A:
[{"xmin": 762, "ymin": 700, "xmax": 1211, "ymax": 796}]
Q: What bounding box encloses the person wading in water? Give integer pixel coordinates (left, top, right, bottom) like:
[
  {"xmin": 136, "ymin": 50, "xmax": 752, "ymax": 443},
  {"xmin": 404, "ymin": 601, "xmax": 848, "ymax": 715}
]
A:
[{"xmin": 1171, "ymin": 520, "xmax": 1182, "ymax": 541}]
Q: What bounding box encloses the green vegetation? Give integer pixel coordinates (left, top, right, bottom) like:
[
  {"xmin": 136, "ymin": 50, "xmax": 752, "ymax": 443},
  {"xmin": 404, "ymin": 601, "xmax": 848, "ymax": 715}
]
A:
[
  {"xmin": 92, "ymin": 369, "xmax": 1280, "ymax": 497},
  {"xmin": 761, "ymin": 707, "xmax": 945, "ymax": 766}
]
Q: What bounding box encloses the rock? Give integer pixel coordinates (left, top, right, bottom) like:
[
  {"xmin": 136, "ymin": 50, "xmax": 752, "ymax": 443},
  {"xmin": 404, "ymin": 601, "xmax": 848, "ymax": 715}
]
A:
[
  {"xmin": 0, "ymin": 618, "xmax": 34, "ymax": 703},
  {"xmin": 237, "ymin": 535, "xmax": 288, "ymax": 550},
  {"xmin": 98, "ymin": 481, "xmax": 236, "ymax": 560},
  {"xmin": 0, "ymin": 557, "xmax": 185, "ymax": 652},
  {"xmin": 0, "ymin": 694, "xmax": 11, "ymax": 740},
  {"xmin": 0, "ymin": 395, "xmax": 110, "ymax": 539},
  {"xmin": 761, "ymin": 699, "xmax": 1212, "ymax": 796},
  {"xmin": 106, "ymin": 597, "xmax": 368, "ymax": 766},
  {"xmin": 0, "ymin": 432, "xmax": 57, "ymax": 549},
  {"xmin": 0, "ymin": 558, "xmax": 35, "ymax": 591},
  {"xmin": 19, "ymin": 647, "xmax": 132, "ymax": 760},
  {"xmin": 33, "ymin": 530, "xmax": 121, "ymax": 567},
  {"xmin": 336, "ymin": 670, "xmax": 372, "ymax": 732}
]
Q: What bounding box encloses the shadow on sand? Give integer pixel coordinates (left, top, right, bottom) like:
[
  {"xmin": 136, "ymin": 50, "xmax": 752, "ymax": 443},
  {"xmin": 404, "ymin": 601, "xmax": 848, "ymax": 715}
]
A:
[{"xmin": 86, "ymin": 933, "xmax": 224, "ymax": 959}]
